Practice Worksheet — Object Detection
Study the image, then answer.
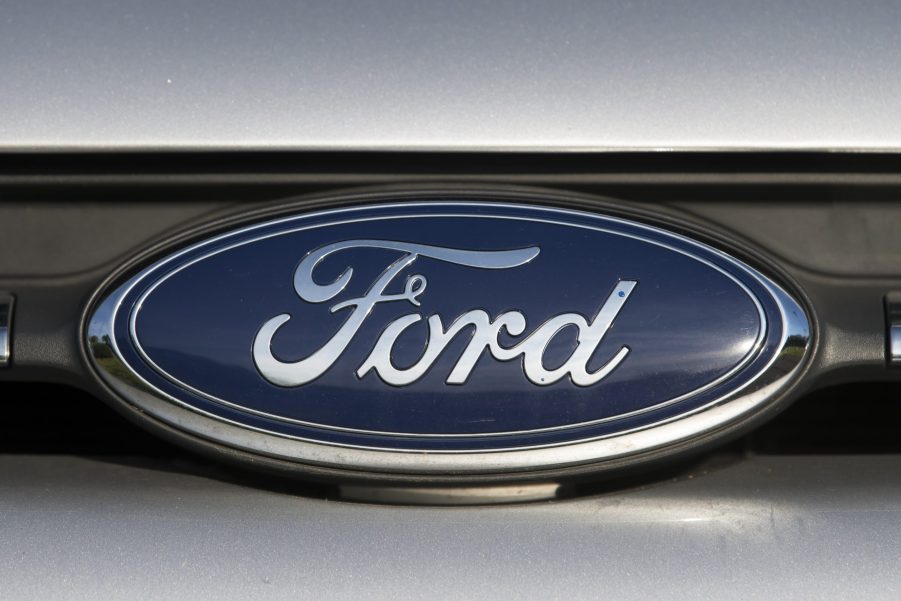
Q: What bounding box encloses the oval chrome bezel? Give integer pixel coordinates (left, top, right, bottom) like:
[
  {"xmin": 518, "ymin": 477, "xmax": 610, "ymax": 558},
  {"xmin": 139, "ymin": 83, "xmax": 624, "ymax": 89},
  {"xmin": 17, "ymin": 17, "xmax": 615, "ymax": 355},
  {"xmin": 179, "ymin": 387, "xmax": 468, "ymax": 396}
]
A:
[{"xmin": 84, "ymin": 195, "xmax": 812, "ymax": 476}]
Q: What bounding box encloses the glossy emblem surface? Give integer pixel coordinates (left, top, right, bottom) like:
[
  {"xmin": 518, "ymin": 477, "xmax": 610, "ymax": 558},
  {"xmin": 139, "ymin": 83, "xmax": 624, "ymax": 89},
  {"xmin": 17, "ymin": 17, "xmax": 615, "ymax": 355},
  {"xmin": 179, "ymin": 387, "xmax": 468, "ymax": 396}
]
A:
[{"xmin": 86, "ymin": 200, "xmax": 810, "ymax": 475}]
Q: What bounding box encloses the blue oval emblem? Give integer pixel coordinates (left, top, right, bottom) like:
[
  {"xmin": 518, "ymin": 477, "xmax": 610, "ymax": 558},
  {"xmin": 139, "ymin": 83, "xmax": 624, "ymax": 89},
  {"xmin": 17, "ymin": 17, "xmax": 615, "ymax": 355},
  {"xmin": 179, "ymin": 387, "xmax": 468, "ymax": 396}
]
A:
[{"xmin": 87, "ymin": 199, "xmax": 810, "ymax": 475}]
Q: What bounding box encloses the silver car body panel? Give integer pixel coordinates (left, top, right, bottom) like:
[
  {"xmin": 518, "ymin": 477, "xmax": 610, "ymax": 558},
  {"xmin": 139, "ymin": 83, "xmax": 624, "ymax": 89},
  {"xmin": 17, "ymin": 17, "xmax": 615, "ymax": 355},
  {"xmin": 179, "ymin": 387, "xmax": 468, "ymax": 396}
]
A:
[
  {"xmin": 2, "ymin": 0, "xmax": 901, "ymax": 152},
  {"xmin": 2, "ymin": 455, "xmax": 901, "ymax": 600}
]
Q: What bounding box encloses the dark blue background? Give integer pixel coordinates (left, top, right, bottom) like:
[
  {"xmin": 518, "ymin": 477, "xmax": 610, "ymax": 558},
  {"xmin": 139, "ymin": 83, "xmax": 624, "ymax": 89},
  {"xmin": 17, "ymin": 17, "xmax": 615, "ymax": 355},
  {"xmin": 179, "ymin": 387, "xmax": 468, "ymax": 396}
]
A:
[{"xmin": 112, "ymin": 203, "xmax": 783, "ymax": 451}]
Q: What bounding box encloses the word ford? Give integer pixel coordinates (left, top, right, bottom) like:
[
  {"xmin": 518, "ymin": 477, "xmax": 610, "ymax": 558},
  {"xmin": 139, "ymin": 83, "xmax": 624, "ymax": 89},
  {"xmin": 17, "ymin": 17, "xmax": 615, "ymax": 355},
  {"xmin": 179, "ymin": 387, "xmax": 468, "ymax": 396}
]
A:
[{"xmin": 252, "ymin": 240, "xmax": 637, "ymax": 387}]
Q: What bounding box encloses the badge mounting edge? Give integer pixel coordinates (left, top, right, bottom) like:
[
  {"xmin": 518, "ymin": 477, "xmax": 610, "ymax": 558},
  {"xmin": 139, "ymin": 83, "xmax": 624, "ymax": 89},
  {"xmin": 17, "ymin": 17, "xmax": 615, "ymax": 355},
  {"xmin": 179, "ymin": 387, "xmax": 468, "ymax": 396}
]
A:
[{"xmin": 83, "ymin": 191, "xmax": 813, "ymax": 479}]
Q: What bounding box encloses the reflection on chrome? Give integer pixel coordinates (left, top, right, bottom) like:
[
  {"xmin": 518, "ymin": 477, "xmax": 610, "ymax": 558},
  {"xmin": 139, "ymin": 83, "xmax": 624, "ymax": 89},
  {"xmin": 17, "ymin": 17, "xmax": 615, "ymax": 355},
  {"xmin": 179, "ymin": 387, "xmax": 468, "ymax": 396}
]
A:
[{"xmin": 0, "ymin": 293, "xmax": 11, "ymax": 368}]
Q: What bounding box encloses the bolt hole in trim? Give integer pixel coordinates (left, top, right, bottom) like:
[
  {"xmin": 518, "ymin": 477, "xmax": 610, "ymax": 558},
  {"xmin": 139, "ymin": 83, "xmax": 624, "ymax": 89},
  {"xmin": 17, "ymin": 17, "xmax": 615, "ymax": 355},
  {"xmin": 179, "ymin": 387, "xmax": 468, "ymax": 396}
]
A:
[{"xmin": 86, "ymin": 199, "xmax": 810, "ymax": 476}]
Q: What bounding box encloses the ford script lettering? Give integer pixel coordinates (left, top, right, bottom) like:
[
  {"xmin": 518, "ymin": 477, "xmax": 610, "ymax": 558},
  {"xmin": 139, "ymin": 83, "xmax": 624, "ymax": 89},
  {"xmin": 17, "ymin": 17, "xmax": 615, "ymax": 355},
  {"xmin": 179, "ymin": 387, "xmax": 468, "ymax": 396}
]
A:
[
  {"xmin": 252, "ymin": 240, "xmax": 636, "ymax": 387},
  {"xmin": 87, "ymin": 197, "xmax": 810, "ymax": 477}
]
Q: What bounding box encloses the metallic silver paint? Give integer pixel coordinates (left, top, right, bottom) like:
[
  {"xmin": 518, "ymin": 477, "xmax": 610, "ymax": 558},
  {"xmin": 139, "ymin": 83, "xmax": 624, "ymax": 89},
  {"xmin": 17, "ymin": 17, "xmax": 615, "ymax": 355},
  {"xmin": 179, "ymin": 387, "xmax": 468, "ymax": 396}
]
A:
[
  {"xmin": 3, "ymin": 454, "xmax": 901, "ymax": 600},
  {"xmin": 2, "ymin": 1, "xmax": 901, "ymax": 152}
]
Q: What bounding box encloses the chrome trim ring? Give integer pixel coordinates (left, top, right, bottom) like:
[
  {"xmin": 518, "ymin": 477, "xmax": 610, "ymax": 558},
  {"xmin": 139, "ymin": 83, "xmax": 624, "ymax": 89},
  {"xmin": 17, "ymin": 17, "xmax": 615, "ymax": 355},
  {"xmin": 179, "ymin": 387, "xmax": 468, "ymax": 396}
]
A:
[{"xmin": 85, "ymin": 197, "xmax": 812, "ymax": 477}]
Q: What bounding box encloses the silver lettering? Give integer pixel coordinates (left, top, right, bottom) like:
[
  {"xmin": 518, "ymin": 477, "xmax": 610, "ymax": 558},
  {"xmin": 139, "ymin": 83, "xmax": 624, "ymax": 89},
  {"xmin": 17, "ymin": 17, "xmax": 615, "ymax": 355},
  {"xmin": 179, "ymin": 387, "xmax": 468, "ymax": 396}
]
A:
[{"xmin": 252, "ymin": 240, "xmax": 635, "ymax": 388}]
